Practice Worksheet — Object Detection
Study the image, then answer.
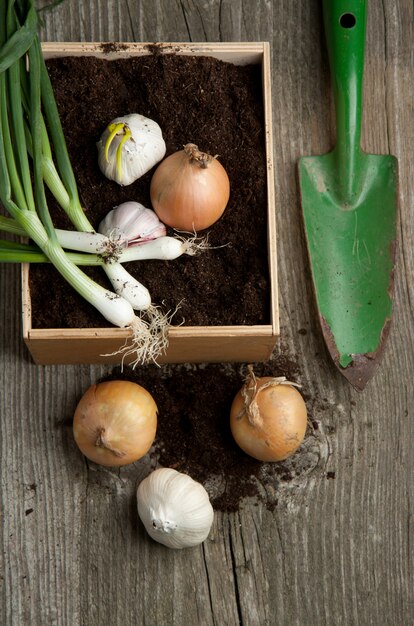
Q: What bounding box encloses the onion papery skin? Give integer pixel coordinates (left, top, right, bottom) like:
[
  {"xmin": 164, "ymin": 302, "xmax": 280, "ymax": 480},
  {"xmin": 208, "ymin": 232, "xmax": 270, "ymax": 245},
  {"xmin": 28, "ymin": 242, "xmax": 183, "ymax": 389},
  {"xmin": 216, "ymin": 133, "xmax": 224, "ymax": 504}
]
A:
[
  {"xmin": 73, "ymin": 381, "xmax": 157, "ymax": 467},
  {"xmin": 230, "ymin": 377, "xmax": 307, "ymax": 462},
  {"xmin": 150, "ymin": 144, "xmax": 230, "ymax": 231}
]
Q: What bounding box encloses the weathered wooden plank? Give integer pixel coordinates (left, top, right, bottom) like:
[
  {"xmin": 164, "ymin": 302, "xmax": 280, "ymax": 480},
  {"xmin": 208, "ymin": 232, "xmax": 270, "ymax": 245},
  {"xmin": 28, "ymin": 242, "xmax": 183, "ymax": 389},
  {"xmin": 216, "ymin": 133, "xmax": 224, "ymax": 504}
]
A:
[
  {"xmin": 39, "ymin": 0, "xmax": 274, "ymax": 44},
  {"xmin": 266, "ymin": 1, "xmax": 414, "ymax": 625},
  {"xmin": 0, "ymin": 1, "xmax": 413, "ymax": 625}
]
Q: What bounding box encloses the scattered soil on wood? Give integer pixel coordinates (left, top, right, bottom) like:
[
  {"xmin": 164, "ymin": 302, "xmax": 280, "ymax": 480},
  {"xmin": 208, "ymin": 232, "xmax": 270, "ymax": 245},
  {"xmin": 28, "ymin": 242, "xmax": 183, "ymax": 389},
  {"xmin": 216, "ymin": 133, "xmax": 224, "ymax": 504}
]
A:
[
  {"xmin": 30, "ymin": 52, "xmax": 269, "ymax": 329},
  {"xmin": 103, "ymin": 356, "xmax": 317, "ymax": 512}
]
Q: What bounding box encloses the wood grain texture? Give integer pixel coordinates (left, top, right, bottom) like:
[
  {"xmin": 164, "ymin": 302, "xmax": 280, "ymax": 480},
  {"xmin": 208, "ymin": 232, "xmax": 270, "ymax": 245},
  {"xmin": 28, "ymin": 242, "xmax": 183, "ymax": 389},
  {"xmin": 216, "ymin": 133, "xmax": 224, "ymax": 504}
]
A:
[{"xmin": 1, "ymin": 1, "xmax": 413, "ymax": 624}]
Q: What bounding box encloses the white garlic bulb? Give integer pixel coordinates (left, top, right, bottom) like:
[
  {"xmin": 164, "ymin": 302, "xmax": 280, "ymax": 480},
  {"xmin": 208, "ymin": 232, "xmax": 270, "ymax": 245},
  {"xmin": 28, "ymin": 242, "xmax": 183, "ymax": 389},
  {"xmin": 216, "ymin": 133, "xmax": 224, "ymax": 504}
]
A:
[
  {"xmin": 97, "ymin": 113, "xmax": 166, "ymax": 186},
  {"xmin": 137, "ymin": 468, "xmax": 214, "ymax": 549},
  {"xmin": 98, "ymin": 201, "xmax": 166, "ymax": 246}
]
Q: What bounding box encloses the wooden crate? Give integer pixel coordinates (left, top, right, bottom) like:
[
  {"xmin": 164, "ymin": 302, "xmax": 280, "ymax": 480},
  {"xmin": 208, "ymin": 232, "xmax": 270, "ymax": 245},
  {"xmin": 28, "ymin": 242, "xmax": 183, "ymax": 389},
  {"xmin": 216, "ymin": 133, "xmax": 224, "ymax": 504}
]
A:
[{"xmin": 22, "ymin": 42, "xmax": 278, "ymax": 365}]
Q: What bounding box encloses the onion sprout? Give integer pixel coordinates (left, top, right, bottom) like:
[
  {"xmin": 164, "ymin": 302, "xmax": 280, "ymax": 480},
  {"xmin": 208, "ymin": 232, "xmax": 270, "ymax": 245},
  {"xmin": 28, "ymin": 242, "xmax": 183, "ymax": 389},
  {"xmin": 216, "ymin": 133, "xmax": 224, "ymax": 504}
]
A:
[{"xmin": 104, "ymin": 121, "xmax": 132, "ymax": 181}]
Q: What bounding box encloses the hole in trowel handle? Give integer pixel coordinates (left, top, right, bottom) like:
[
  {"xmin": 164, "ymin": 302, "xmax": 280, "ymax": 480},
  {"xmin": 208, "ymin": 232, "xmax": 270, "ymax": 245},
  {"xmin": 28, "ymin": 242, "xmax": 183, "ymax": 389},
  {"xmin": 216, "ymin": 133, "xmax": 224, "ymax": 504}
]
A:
[{"xmin": 340, "ymin": 13, "xmax": 356, "ymax": 28}]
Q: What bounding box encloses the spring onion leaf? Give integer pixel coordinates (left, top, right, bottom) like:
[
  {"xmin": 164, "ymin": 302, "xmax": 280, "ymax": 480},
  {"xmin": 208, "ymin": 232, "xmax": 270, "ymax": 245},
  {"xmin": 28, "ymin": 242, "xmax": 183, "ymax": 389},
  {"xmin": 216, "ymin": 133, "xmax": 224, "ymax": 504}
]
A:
[{"xmin": 0, "ymin": 0, "xmax": 36, "ymax": 73}]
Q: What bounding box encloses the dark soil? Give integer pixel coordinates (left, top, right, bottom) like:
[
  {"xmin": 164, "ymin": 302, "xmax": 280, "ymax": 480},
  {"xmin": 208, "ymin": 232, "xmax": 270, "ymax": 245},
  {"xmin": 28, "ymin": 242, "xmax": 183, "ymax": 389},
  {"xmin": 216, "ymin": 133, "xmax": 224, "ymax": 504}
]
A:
[
  {"xmin": 30, "ymin": 52, "xmax": 269, "ymax": 329},
  {"xmin": 103, "ymin": 356, "xmax": 315, "ymax": 512},
  {"xmin": 31, "ymin": 51, "xmax": 316, "ymax": 512}
]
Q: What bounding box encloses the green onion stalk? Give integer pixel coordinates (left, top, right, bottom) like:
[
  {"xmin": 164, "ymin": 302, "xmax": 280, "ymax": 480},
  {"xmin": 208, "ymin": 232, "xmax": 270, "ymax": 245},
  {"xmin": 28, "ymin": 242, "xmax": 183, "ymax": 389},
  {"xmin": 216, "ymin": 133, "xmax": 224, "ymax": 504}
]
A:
[
  {"xmin": 0, "ymin": 238, "xmax": 103, "ymax": 265},
  {"xmin": 0, "ymin": 0, "xmax": 169, "ymax": 364},
  {"xmin": 33, "ymin": 29, "xmax": 164, "ymax": 314}
]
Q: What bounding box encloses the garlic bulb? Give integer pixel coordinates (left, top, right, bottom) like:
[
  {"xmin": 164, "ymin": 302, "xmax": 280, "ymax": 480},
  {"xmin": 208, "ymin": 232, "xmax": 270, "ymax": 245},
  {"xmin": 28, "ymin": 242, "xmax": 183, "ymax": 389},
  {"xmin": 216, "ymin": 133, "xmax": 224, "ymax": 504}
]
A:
[
  {"xmin": 98, "ymin": 201, "xmax": 166, "ymax": 246},
  {"xmin": 97, "ymin": 114, "xmax": 166, "ymax": 186},
  {"xmin": 137, "ymin": 468, "xmax": 214, "ymax": 549}
]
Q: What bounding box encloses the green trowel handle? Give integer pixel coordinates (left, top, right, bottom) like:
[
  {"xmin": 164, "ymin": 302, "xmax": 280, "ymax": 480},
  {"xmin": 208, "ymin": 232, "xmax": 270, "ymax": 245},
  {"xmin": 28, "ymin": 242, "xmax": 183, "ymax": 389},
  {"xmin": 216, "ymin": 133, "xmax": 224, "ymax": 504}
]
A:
[{"xmin": 323, "ymin": 0, "xmax": 367, "ymax": 198}]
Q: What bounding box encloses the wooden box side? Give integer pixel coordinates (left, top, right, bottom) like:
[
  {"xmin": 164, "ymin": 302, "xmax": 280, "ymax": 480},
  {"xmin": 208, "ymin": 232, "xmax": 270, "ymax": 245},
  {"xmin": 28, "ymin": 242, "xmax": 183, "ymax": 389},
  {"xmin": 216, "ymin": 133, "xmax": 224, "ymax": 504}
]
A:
[
  {"xmin": 262, "ymin": 42, "xmax": 279, "ymax": 337},
  {"xmin": 26, "ymin": 326, "xmax": 276, "ymax": 365},
  {"xmin": 21, "ymin": 262, "xmax": 31, "ymax": 342},
  {"xmin": 41, "ymin": 42, "xmax": 266, "ymax": 65}
]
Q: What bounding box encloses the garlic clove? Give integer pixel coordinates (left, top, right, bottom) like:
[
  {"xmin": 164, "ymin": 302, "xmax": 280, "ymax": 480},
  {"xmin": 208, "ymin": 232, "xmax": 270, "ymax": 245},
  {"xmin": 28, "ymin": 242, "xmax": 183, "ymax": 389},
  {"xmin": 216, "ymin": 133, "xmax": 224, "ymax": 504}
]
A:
[
  {"xmin": 97, "ymin": 114, "xmax": 166, "ymax": 186},
  {"xmin": 98, "ymin": 201, "xmax": 167, "ymax": 247},
  {"xmin": 137, "ymin": 468, "xmax": 214, "ymax": 549}
]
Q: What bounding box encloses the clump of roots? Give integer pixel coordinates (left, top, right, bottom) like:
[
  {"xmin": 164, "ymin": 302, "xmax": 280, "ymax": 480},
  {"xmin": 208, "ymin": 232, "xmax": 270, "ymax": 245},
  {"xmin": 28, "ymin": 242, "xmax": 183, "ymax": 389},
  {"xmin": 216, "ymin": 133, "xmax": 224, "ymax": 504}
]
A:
[
  {"xmin": 105, "ymin": 304, "xmax": 178, "ymax": 368},
  {"xmin": 177, "ymin": 232, "xmax": 229, "ymax": 256},
  {"xmin": 99, "ymin": 231, "xmax": 126, "ymax": 263}
]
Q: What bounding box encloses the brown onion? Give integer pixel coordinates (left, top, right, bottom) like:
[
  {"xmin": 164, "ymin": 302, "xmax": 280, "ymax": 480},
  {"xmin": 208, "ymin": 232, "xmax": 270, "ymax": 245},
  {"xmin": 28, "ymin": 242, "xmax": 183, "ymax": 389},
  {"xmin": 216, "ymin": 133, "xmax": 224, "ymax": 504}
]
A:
[
  {"xmin": 150, "ymin": 143, "xmax": 230, "ymax": 231},
  {"xmin": 230, "ymin": 367, "xmax": 307, "ymax": 462},
  {"xmin": 73, "ymin": 380, "xmax": 157, "ymax": 467}
]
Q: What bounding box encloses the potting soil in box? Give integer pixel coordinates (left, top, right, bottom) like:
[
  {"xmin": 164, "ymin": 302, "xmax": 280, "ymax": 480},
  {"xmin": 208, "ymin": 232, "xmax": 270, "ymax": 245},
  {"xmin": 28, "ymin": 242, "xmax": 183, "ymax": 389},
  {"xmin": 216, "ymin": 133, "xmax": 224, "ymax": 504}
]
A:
[{"xmin": 29, "ymin": 52, "xmax": 270, "ymax": 329}]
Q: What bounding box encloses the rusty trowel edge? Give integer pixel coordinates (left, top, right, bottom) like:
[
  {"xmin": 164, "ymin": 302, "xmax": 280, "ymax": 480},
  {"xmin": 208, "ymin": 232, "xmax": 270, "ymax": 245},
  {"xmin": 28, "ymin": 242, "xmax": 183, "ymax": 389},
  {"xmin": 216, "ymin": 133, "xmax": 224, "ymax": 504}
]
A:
[
  {"xmin": 319, "ymin": 314, "xmax": 393, "ymax": 391},
  {"xmin": 322, "ymin": 234, "xmax": 397, "ymax": 392}
]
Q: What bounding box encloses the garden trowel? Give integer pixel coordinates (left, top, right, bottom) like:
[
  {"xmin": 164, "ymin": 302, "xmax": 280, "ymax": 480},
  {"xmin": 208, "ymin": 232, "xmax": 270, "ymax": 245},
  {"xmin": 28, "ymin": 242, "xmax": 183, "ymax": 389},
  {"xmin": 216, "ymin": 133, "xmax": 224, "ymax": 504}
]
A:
[{"xmin": 299, "ymin": 0, "xmax": 398, "ymax": 391}]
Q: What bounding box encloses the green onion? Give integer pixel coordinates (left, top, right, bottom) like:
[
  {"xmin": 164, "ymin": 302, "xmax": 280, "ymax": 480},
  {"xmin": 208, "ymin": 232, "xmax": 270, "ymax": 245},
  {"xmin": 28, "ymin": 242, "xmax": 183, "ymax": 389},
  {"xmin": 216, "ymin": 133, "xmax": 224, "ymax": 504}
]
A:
[
  {"xmin": 0, "ymin": 0, "xmax": 167, "ymax": 363},
  {"xmin": 0, "ymin": 237, "xmax": 38, "ymax": 251},
  {"xmin": 33, "ymin": 33, "xmax": 161, "ymax": 314},
  {"xmin": 9, "ymin": 6, "xmax": 164, "ymax": 318},
  {"xmin": 0, "ymin": 0, "xmax": 37, "ymax": 73},
  {"xmin": 0, "ymin": 215, "xmax": 25, "ymax": 235},
  {"xmin": 37, "ymin": 36, "xmax": 91, "ymax": 231}
]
